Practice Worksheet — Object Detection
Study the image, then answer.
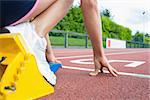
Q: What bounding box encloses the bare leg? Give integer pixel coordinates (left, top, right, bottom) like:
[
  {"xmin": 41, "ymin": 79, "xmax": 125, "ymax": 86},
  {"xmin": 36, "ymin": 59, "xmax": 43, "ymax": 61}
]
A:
[
  {"xmin": 30, "ymin": 0, "xmax": 73, "ymax": 64},
  {"xmin": 4, "ymin": 0, "xmax": 73, "ymax": 85},
  {"xmin": 32, "ymin": 0, "xmax": 74, "ymax": 37},
  {"xmin": 45, "ymin": 34, "xmax": 61, "ymax": 64},
  {"xmin": 81, "ymin": 0, "xmax": 118, "ymax": 76}
]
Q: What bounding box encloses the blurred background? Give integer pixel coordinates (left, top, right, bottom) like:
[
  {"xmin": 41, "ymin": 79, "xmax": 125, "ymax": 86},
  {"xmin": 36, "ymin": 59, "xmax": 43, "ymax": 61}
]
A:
[{"xmin": 49, "ymin": 0, "xmax": 150, "ymax": 48}]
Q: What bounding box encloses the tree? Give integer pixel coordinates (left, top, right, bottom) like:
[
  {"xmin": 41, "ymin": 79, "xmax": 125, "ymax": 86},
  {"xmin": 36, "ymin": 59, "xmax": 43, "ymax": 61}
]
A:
[
  {"xmin": 54, "ymin": 6, "xmax": 86, "ymax": 33},
  {"xmin": 145, "ymin": 33, "xmax": 150, "ymax": 38},
  {"xmin": 144, "ymin": 33, "xmax": 150, "ymax": 43},
  {"xmin": 101, "ymin": 9, "xmax": 111, "ymax": 18},
  {"xmin": 101, "ymin": 16, "xmax": 132, "ymax": 40},
  {"xmin": 132, "ymin": 31, "xmax": 144, "ymax": 42},
  {"xmin": 53, "ymin": 7, "xmax": 132, "ymax": 41}
]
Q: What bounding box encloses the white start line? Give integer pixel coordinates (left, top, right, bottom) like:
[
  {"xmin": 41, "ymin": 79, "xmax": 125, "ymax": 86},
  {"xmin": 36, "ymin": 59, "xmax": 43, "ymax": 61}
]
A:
[
  {"xmin": 57, "ymin": 51, "xmax": 150, "ymax": 79},
  {"xmin": 62, "ymin": 66, "xmax": 150, "ymax": 79},
  {"xmin": 70, "ymin": 59, "xmax": 145, "ymax": 68}
]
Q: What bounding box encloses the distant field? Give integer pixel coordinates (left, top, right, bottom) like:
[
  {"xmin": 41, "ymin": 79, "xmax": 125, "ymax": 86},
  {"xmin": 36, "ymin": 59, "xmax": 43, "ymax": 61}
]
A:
[
  {"xmin": 49, "ymin": 36, "xmax": 106, "ymax": 48},
  {"xmin": 49, "ymin": 36, "xmax": 91, "ymax": 46}
]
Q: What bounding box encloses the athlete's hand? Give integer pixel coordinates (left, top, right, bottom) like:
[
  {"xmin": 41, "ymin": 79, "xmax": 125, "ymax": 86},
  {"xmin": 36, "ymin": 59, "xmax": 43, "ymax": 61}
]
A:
[{"xmin": 90, "ymin": 56, "xmax": 118, "ymax": 77}]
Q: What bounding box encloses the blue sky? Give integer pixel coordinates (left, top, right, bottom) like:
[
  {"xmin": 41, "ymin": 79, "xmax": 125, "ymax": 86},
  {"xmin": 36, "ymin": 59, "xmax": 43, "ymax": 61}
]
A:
[{"xmin": 73, "ymin": 0, "xmax": 150, "ymax": 35}]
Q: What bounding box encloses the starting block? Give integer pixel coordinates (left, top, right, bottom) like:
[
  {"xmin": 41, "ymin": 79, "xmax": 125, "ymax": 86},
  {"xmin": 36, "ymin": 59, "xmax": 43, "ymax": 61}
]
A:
[{"xmin": 0, "ymin": 33, "xmax": 54, "ymax": 100}]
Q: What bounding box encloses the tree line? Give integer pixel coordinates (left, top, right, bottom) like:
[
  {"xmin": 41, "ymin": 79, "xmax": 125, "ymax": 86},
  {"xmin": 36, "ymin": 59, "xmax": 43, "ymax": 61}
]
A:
[{"xmin": 53, "ymin": 6, "xmax": 150, "ymax": 44}]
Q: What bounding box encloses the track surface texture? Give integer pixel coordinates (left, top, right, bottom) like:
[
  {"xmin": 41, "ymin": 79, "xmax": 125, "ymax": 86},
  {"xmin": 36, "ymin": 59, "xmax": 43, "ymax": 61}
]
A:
[{"xmin": 39, "ymin": 48, "xmax": 150, "ymax": 100}]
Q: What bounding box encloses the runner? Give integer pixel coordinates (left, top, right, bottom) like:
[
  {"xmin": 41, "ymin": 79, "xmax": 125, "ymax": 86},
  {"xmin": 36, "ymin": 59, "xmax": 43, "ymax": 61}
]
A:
[{"xmin": 0, "ymin": 0, "xmax": 118, "ymax": 86}]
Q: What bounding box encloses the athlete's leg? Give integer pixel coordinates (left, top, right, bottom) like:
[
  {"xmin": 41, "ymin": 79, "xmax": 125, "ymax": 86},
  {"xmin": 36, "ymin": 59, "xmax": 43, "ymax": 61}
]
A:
[
  {"xmin": 3, "ymin": 0, "xmax": 74, "ymax": 85},
  {"xmin": 32, "ymin": 0, "xmax": 74, "ymax": 37},
  {"xmin": 30, "ymin": 0, "xmax": 73, "ymax": 64}
]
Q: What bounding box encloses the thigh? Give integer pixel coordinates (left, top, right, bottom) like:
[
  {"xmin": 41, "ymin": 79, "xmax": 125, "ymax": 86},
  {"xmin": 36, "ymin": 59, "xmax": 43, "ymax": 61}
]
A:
[{"xmin": 26, "ymin": 0, "xmax": 57, "ymax": 20}]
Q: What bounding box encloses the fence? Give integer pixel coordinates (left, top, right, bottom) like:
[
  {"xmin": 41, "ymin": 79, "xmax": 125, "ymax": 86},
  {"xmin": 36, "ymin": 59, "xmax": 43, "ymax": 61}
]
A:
[
  {"xmin": 49, "ymin": 30, "xmax": 150, "ymax": 48},
  {"xmin": 50, "ymin": 30, "xmax": 89, "ymax": 48},
  {"xmin": 126, "ymin": 41, "xmax": 150, "ymax": 48}
]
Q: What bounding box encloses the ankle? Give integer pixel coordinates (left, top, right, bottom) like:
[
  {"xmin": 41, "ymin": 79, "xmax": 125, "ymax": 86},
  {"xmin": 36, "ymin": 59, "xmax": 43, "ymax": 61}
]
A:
[{"xmin": 31, "ymin": 20, "xmax": 46, "ymax": 38}]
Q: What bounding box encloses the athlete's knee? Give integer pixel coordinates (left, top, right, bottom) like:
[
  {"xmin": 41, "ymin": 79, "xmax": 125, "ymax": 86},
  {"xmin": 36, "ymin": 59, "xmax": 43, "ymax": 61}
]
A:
[{"xmin": 81, "ymin": 0, "xmax": 97, "ymax": 9}]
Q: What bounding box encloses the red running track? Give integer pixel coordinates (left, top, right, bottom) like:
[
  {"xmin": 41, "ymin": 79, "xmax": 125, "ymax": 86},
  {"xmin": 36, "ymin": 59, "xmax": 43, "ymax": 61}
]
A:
[{"xmin": 39, "ymin": 48, "xmax": 150, "ymax": 100}]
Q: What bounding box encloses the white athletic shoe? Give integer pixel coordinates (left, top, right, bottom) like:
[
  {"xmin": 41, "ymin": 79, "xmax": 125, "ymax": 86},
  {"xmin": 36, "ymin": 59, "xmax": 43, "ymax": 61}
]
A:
[{"xmin": 5, "ymin": 22, "xmax": 56, "ymax": 86}]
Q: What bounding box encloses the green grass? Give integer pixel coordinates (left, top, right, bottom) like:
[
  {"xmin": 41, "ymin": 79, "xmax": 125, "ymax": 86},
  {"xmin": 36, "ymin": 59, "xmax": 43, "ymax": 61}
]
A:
[
  {"xmin": 49, "ymin": 35, "xmax": 150, "ymax": 48},
  {"xmin": 49, "ymin": 36, "xmax": 106, "ymax": 48},
  {"xmin": 50, "ymin": 36, "xmax": 92, "ymax": 46}
]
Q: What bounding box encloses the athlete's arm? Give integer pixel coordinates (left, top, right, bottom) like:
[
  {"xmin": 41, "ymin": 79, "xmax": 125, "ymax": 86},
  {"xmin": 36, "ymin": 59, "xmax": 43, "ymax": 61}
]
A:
[{"xmin": 80, "ymin": 0, "xmax": 118, "ymax": 76}]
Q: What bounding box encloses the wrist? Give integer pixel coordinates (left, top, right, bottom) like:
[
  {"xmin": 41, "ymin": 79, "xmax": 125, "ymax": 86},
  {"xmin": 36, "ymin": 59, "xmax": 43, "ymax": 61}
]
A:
[
  {"xmin": 46, "ymin": 49, "xmax": 50, "ymax": 54},
  {"xmin": 46, "ymin": 46, "xmax": 53, "ymax": 54},
  {"xmin": 94, "ymin": 54, "xmax": 105, "ymax": 59},
  {"xmin": 93, "ymin": 48, "xmax": 105, "ymax": 58}
]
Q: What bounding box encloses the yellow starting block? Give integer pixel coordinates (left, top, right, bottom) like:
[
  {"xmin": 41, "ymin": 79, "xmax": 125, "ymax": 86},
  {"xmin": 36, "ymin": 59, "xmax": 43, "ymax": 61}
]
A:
[{"xmin": 0, "ymin": 33, "xmax": 54, "ymax": 100}]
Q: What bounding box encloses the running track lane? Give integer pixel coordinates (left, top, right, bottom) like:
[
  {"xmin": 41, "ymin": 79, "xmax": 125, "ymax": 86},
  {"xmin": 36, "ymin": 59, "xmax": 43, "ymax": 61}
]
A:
[{"xmin": 39, "ymin": 49, "xmax": 150, "ymax": 100}]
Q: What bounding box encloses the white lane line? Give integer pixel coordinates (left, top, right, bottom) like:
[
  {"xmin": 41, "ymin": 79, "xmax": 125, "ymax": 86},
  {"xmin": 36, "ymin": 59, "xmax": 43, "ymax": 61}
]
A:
[
  {"xmin": 57, "ymin": 51, "xmax": 148, "ymax": 59},
  {"xmin": 70, "ymin": 59, "xmax": 146, "ymax": 68},
  {"xmin": 62, "ymin": 66, "xmax": 150, "ymax": 79},
  {"xmin": 56, "ymin": 49, "xmax": 131, "ymax": 54}
]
